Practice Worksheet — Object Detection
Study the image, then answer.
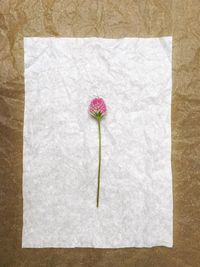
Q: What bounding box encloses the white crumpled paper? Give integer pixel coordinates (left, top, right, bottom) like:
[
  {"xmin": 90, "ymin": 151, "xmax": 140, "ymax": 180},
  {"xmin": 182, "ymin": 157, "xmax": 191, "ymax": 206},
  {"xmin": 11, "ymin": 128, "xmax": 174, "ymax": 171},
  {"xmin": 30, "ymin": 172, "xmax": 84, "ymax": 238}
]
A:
[{"xmin": 23, "ymin": 37, "xmax": 173, "ymax": 248}]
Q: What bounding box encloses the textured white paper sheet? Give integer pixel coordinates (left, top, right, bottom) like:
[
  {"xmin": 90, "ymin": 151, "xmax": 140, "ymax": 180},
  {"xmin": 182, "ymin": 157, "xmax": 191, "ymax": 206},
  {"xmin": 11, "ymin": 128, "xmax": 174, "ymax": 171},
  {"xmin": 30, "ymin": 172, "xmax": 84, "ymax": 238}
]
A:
[{"xmin": 23, "ymin": 37, "xmax": 173, "ymax": 248}]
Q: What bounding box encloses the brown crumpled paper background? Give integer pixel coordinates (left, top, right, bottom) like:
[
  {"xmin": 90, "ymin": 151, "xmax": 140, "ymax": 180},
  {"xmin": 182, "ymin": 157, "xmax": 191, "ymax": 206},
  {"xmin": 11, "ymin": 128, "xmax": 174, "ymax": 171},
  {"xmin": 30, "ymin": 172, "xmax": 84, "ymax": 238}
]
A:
[{"xmin": 0, "ymin": 0, "xmax": 200, "ymax": 266}]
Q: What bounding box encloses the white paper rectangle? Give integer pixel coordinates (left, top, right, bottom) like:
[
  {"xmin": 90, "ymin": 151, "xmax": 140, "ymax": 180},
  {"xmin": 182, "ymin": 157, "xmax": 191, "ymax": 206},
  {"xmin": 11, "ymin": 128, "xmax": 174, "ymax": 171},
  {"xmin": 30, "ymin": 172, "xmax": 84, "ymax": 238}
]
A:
[{"xmin": 23, "ymin": 37, "xmax": 173, "ymax": 248}]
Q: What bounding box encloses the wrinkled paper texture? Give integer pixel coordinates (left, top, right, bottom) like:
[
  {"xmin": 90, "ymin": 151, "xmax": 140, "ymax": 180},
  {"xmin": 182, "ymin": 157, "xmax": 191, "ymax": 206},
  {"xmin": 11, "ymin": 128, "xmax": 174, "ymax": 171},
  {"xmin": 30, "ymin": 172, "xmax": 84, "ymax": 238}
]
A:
[{"xmin": 23, "ymin": 37, "xmax": 172, "ymax": 248}]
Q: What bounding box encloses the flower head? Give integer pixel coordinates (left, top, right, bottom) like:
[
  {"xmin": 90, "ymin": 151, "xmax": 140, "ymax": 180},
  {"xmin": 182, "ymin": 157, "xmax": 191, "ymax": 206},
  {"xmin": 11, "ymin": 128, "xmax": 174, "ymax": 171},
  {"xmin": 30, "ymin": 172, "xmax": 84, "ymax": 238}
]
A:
[{"xmin": 89, "ymin": 97, "xmax": 107, "ymax": 119}]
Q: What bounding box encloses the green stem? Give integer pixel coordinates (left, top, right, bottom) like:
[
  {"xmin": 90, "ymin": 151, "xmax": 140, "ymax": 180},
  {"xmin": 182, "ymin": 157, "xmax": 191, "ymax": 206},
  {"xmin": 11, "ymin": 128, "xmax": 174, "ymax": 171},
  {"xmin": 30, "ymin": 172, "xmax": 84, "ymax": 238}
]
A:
[{"xmin": 97, "ymin": 117, "xmax": 101, "ymax": 208}]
